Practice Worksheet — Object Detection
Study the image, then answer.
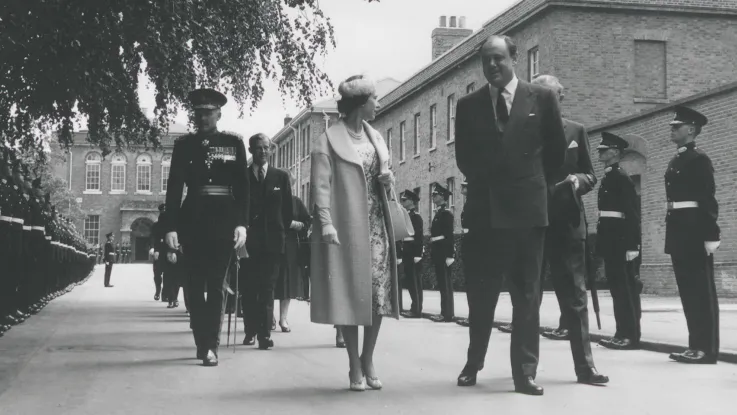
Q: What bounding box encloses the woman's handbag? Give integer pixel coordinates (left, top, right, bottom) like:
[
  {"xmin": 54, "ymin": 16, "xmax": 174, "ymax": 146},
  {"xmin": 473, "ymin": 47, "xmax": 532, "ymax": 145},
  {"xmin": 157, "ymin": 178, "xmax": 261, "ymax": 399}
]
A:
[{"xmin": 387, "ymin": 187, "xmax": 414, "ymax": 240}]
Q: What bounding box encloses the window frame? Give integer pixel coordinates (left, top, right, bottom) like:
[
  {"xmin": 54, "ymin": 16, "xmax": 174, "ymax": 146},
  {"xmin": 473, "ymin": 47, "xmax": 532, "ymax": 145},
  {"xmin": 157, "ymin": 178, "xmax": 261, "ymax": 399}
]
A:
[
  {"xmin": 399, "ymin": 121, "xmax": 406, "ymax": 162},
  {"xmin": 447, "ymin": 94, "xmax": 456, "ymax": 143},
  {"xmin": 528, "ymin": 47, "xmax": 540, "ymax": 81},
  {"xmin": 84, "ymin": 152, "xmax": 102, "ymax": 194},
  {"xmin": 135, "ymin": 154, "xmax": 153, "ymax": 194},
  {"xmin": 429, "ymin": 104, "xmax": 437, "ymax": 150},
  {"xmin": 84, "ymin": 214, "xmax": 100, "ymax": 245},
  {"xmin": 413, "ymin": 113, "xmax": 421, "ymax": 157},
  {"xmin": 161, "ymin": 154, "xmax": 172, "ymax": 194}
]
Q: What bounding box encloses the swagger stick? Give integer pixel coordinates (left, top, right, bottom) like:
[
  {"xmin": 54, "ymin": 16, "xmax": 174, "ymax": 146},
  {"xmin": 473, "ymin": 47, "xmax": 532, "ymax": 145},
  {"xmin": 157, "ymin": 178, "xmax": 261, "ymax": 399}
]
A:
[{"xmin": 233, "ymin": 249, "xmax": 241, "ymax": 353}]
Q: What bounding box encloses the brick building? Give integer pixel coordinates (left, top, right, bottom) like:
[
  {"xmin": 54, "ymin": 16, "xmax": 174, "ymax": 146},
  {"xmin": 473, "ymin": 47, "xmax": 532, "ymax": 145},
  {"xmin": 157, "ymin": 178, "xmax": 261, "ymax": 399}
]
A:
[
  {"xmin": 367, "ymin": 0, "xmax": 737, "ymax": 295},
  {"xmin": 52, "ymin": 120, "xmax": 188, "ymax": 262},
  {"xmin": 269, "ymin": 78, "xmax": 401, "ymax": 204}
]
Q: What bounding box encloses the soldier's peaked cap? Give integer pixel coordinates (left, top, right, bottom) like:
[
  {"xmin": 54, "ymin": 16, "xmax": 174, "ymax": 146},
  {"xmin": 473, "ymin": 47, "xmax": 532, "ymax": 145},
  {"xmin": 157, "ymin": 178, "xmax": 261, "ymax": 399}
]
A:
[
  {"xmin": 431, "ymin": 182, "xmax": 452, "ymax": 197},
  {"xmin": 597, "ymin": 132, "xmax": 629, "ymax": 150},
  {"xmin": 188, "ymin": 88, "xmax": 227, "ymax": 110},
  {"xmin": 401, "ymin": 189, "xmax": 419, "ymax": 203},
  {"xmin": 106, "ymin": 232, "xmax": 113, "ymax": 237},
  {"xmin": 669, "ymin": 105, "xmax": 708, "ymax": 127}
]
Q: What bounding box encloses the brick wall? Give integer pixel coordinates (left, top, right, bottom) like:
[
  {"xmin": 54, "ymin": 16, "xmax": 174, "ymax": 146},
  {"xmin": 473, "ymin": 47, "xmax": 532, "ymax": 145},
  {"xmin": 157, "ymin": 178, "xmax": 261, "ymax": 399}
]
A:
[{"xmin": 582, "ymin": 84, "xmax": 737, "ymax": 296}]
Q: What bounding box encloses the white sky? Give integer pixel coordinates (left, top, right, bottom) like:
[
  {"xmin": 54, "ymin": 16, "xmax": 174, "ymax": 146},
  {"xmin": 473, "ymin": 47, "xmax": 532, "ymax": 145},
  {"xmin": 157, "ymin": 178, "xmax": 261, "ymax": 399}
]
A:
[{"xmin": 137, "ymin": 0, "xmax": 518, "ymax": 146}]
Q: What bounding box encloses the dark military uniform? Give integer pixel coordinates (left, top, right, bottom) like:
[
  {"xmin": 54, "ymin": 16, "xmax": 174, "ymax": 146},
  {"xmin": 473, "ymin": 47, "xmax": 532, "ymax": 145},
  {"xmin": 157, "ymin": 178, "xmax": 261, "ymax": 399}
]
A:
[
  {"xmin": 429, "ymin": 183, "xmax": 455, "ymax": 322},
  {"xmin": 399, "ymin": 190, "xmax": 424, "ymax": 317},
  {"xmin": 150, "ymin": 204, "xmax": 166, "ymax": 301},
  {"xmin": 595, "ymin": 132, "xmax": 641, "ymax": 349},
  {"xmin": 664, "ymin": 107, "xmax": 720, "ymax": 364},
  {"xmin": 0, "ymin": 156, "xmax": 17, "ymax": 331},
  {"xmin": 104, "ymin": 234, "xmax": 115, "ymax": 287},
  {"xmin": 163, "ymin": 88, "xmax": 250, "ymax": 363}
]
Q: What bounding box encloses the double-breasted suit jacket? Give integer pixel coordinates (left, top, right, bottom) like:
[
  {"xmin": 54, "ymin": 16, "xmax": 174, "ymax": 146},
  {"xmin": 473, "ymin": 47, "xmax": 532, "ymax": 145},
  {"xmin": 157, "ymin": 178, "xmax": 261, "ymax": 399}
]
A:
[
  {"xmin": 455, "ymin": 81, "xmax": 567, "ymax": 230},
  {"xmin": 664, "ymin": 143, "xmax": 720, "ymax": 256},
  {"xmin": 547, "ymin": 118, "xmax": 597, "ymax": 239},
  {"xmin": 246, "ymin": 165, "xmax": 293, "ymax": 255}
]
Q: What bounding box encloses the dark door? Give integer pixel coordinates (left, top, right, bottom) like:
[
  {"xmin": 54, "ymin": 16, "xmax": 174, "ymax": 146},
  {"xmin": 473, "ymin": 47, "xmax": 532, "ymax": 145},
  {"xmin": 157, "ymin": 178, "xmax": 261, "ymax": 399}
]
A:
[{"xmin": 135, "ymin": 237, "xmax": 151, "ymax": 262}]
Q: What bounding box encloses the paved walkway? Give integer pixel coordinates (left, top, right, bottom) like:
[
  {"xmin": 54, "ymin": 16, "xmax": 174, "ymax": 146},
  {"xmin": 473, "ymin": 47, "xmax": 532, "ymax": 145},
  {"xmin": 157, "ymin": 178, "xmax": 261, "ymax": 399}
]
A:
[
  {"xmin": 0, "ymin": 265, "xmax": 734, "ymax": 415},
  {"xmin": 416, "ymin": 289, "xmax": 737, "ymax": 359}
]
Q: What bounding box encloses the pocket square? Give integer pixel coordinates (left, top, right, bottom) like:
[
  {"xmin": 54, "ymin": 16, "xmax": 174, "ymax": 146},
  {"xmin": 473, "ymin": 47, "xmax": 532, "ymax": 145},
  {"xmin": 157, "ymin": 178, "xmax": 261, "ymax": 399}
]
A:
[
  {"xmin": 568, "ymin": 141, "xmax": 579, "ymax": 149},
  {"xmin": 273, "ymin": 187, "xmax": 281, "ymax": 191},
  {"xmin": 528, "ymin": 113, "xmax": 536, "ymax": 117}
]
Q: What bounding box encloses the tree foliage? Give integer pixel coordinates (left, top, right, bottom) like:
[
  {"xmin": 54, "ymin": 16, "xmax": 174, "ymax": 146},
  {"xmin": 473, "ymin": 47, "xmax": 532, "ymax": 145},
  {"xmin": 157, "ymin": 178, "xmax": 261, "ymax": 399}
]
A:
[{"xmin": 1, "ymin": 0, "xmax": 380, "ymax": 158}]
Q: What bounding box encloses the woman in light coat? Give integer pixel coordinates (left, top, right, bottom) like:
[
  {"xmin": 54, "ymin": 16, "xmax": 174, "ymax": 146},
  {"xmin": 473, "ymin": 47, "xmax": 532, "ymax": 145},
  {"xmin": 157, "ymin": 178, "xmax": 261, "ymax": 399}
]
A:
[{"xmin": 310, "ymin": 75, "xmax": 400, "ymax": 391}]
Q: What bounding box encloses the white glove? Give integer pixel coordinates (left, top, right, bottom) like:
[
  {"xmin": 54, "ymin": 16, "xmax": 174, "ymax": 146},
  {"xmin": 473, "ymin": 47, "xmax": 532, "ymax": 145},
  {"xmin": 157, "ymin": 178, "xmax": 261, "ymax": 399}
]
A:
[
  {"xmin": 445, "ymin": 258, "xmax": 455, "ymax": 267},
  {"xmin": 566, "ymin": 174, "xmax": 580, "ymax": 190},
  {"xmin": 167, "ymin": 252, "xmax": 177, "ymax": 264},
  {"xmin": 397, "ymin": 258, "xmax": 403, "ymax": 265},
  {"xmin": 705, "ymin": 241, "xmax": 720, "ymax": 255},
  {"xmin": 165, "ymin": 232, "xmax": 179, "ymax": 251},
  {"xmin": 290, "ymin": 220, "xmax": 304, "ymax": 231},
  {"xmin": 414, "ymin": 257, "xmax": 421, "ymax": 264},
  {"xmin": 625, "ymin": 251, "xmax": 639, "ymax": 261},
  {"xmin": 154, "ymin": 252, "xmax": 160, "ymax": 261},
  {"xmin": 321, "ymin": 225, "xmax": 340, "ymax": 245},
  {"xmin": 234, "ymin": 226, "xmax": 247, "ymax": 249},
  {"xmin": 148, "ymin": 248, "xmax": 154, "ymax": 256}
]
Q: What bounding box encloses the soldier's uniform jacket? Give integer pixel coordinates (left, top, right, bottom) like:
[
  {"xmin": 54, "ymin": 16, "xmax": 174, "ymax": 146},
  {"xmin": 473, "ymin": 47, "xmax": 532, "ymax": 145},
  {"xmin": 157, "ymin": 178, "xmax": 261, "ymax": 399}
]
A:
[
  {"xmin": 430, "ymin": 207, "xmax": 455, "ymax": 260},
  {"xmin": 664, "ymin": 142, "xmax": 720, "ymax": 255},
  {"xmin": 163, "ymin": 130, "xmax": 250, "ymax": 243},
  {"xmin": 401, "ymin": 209, "xmax": 424, "ymax": 258},
  {"xmin": 595, "ymin": 163, "xmax": 640, "ymax": 258}
]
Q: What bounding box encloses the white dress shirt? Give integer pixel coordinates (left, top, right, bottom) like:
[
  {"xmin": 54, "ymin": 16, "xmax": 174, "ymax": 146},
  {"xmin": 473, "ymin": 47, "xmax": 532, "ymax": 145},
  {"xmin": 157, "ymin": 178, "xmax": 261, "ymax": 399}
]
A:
[
  {"xmin": 252, "ymin": 162, "xmax": 268, "ymax": 181},
  {"xmin": 489, "ymin": 75, "xmax": 519, "ymax": 114}
]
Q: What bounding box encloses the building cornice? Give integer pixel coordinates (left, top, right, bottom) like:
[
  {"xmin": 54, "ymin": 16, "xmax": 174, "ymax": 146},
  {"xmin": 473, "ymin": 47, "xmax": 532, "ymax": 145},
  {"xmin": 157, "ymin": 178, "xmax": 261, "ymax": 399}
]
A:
[
  {"xmin": 272, "ymin": 105, "xmax": 339, "ymax": 145},
  {"xmin": 587, "ymin": 81, "xmax": 737, "ymax": 134},
  {"xmin": 376, "ymin": 0, "xmax": 737, "ymax": 115}
]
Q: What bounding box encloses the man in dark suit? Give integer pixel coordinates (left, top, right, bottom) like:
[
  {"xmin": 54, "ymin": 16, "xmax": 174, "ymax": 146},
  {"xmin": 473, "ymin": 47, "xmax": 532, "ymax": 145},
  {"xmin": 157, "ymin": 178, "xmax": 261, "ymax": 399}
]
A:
[
  {"xmin": 150, "ymin": 204, "xmax": 167, "ymax": 301},
  {"xmin": 454, "ymin": 35, "xmax": 566, "ymax": 396},
  {"xmin": 664, "ymin": 106, "xmax": 720, "ymax": 364},
  {"xmin": 103, "ymin": 232, "xmax": 115, "ymax": 287},
  {"xmin": 241, "ymin": 133, "xmax": 293, "ymax": 350},
  {"xmin": 530, "ymin": 74, "xmax": 608, "ymax": 384},
  {"xmin": 399, "ymin": 189, "xmax": 424, "ymax": 318}
]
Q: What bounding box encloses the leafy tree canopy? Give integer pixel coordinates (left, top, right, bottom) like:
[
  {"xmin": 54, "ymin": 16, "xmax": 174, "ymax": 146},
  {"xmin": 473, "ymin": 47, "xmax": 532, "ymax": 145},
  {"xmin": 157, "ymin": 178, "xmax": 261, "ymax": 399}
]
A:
[{"xmin": 1, "ymin": 0, "xmax": 379, "ymax": 158}]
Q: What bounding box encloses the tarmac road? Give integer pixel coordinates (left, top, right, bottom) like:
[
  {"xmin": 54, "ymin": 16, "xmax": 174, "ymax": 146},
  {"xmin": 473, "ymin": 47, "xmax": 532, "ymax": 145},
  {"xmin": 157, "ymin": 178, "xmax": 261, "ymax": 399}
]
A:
[{"xmin": 0, "ymin": 264, "xmax": 734, "ymax": 415}]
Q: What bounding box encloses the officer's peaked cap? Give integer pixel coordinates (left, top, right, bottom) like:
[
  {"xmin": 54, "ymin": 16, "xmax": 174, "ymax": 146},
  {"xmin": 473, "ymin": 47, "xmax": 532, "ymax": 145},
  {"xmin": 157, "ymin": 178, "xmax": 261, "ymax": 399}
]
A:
[
  {"xmin": 401, "ymin": 189, "xmax": 419, "ymax": 203},
  {"xmin": 669, "ymin": 105, "xmax": 708, "ymax": 127},
  {"xmin": 188, "ymin": 88, "xmax": 227, "ymax": 110},
  {"xmin": 431, "ymin": 182, "xmax": 452, "ymax": 197},
  {"xmin": 597, "ymin": 132, "xmax": 629, "ymax": 150}
]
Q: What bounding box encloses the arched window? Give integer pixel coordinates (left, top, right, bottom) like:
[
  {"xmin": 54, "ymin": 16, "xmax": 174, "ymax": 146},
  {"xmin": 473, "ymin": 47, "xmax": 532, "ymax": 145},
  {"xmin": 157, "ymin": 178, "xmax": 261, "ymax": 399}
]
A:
[
  {"xmin": 85, "ymin": 152, "xmax": 102, "ymax": 192},
  {"xmin": 136, "ymin": 154, "xmax": 152, "ymax": 193},
  {"xmin": 110, "ymin": 153, "xmax": 127, "ymax": 193},
  {"xmin": 161, "ymin": 154, "xmax": 172, "ymax": 193}
]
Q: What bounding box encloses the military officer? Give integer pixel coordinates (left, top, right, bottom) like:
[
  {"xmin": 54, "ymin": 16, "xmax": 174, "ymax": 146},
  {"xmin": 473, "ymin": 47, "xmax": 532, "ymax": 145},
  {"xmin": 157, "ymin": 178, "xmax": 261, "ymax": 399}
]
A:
[
  {"xmin": 399, "ymin": 189, "xmax": 424, "ymax": 318},
  {"xmin": 103, "ymin": 232, "xmax": 115, "ymax": 287},
  {"xmin": 664, "ymin": 106, "xmax": 720, "ymax": 364},
  {"xmin": 150, "ymin": 203, "xmax": 167, "ymax": 301},
  {"xmin": 428, "ymin": 183, "xmax": 455, "ymax": 323},
  {"xmin": 163, "ymin": 88, "xmax": 249, "ymax": 366},
  {"xmin": 595, "ymin": 132, "xmax": 642, "ymax": 350}
]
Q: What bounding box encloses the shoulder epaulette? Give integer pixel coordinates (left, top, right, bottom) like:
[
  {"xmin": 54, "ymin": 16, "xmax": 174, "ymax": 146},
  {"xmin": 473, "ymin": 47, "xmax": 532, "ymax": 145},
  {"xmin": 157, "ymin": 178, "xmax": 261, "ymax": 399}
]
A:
[{"xmin": 220, "ymin": 130, "xmax": 244, "ymax": 140}]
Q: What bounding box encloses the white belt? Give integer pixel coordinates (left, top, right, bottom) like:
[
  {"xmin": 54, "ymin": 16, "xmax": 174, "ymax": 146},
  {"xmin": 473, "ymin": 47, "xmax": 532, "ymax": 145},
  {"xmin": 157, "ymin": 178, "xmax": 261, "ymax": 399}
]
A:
[
  {"xmin": 0, "ymin": 215, "xmax": 12, "ymax": 222},
  {"xmin": 667, "ymin": 201, "xmax": 699, "ymax": 210},
  {"xmin": 403, "ymin": 237, "xmax": 414, "ymax": 241},
  {"xmin": 12, "ymin": 218, "xmax": 24, "ymax": 224},
  {"xmin": 599, "ymin": 211, "xmax": 625, "ymax": 219},
  {"xmin": 32, "ymin": 226, "xmax": 45, "ymax": 231},
  {"xmin": 45, "ymin": 236, "xmax": 52, "ymax": 240},
  {"xmin": 22, "ymin": 225, "xmax": 32, "ymax": 231},
  {"xmin": 430, "ymin": 235, "xmax": 445, "ymax": 242}
]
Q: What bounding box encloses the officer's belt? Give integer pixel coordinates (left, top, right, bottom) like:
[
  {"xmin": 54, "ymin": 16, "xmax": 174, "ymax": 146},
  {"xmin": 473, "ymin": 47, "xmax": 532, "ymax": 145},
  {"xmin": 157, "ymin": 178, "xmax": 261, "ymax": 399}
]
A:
[
  {"xmin": 0, "ymin": 215, "xmax": 12, "ymax": 222},
  {"xmin": 196, "ymin": 185, "xmax": 232, "ymax": 196},
  {"xmin": 11, "ymin": 218, "xmax": 24, "ymax": 224},
  {"xmin": 402, "ymin": 237, "xmax": 414, "ymax": 241},
  {"xmin": 599, "ymin": 211, "xmax": 625, "ymax": 219},
  {"xmin": 430, "ymin": 236, "xmax": 445, "ymax": 242},
  {"xmin": 23, "ymin": 225, "xmax": 32, "ymax": 231},
  {"xmin": 31, "ymin": 226, "xmax": 45, "ymax": 232},
  {"xmin": 45, "ymin": 236, "xmax": 52, "ymax": 240},
  {"xmin": 667, "ymin": 201, "xmax": 699, "ymax": 210}
]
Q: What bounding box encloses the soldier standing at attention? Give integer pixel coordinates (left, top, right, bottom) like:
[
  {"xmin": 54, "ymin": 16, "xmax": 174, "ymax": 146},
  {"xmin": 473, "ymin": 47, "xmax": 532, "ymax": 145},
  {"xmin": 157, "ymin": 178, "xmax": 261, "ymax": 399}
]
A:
[
  {"xmin": 103, "ymin": 232, "xmax": 115, "ymax": 288},
  {"xmin": 399, "ymin": 189, "xmax": 424, "ymax": 318},
  {"xmin": 150, "ymin": 204, "xmax": 167, "ymax": 301},
  {"xmin": 428, "ymin": 183, "xmax": 455, "ymax": 323},
  {"xmin": 664, "ymin": 106, "xmax": 721, "ymax": 364},
  {"xmin": 163, "ymin": 88, "xmax": 249, "ymax": 367},
  {"xmin": 595, "ymin": 132, "xmax": 641, "ymax": 351}
]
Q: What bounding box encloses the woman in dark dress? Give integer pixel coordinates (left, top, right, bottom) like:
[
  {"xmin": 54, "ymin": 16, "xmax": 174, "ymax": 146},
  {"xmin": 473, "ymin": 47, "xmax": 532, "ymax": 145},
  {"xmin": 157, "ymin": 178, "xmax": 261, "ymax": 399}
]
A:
[{"xmin": 274, "ymin": 181, "xmax": 312, "ymax": 332}]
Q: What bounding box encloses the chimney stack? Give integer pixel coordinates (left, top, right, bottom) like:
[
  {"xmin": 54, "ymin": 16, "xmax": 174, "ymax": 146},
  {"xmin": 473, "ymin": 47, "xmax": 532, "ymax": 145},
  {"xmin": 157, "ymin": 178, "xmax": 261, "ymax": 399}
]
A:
[
  {"xmin": 284, "ymin": 115, "xmax": 293, "ymax": 126},
  {"xmin": 431, "ymin": 15, "xmax": 473, "ymax": 61}
]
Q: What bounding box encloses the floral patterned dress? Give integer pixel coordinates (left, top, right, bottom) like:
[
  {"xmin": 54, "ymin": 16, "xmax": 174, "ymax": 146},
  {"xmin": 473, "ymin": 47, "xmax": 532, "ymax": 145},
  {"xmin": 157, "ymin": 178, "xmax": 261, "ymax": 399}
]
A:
[{"xmin": 353, "ymin": 138, "xmax": 394, "ymax": 316}]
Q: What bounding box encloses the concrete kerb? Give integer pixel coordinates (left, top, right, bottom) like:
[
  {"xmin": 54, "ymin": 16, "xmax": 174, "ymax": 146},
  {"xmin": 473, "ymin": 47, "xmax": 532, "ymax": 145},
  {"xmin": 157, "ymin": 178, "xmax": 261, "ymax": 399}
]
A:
[{"xmin": 417, "ymin": 313, "xmax": 737, "ymax": 364}]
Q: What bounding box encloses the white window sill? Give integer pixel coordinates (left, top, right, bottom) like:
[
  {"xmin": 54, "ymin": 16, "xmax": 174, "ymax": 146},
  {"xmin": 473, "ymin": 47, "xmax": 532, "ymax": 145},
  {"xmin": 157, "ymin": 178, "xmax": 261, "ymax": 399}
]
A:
[
  {"xmin": 83, "ymin": 190, "xmax": 102, "ymax": 195},
  {"xmin": 135, "ymin": 191, "xmax": 153, "ymax": 195},
  {"xmin": 159, "ymin": 191, "xmax": 167, "ymax": 195},
  {"xmin": 447, "ymin": 140, "xmax": 455, "ymax": 145},
  {"xmin": 413, "ymin": 153, "xmax": 420, "ymax": 159},
  {"xmin": 110, "ymin": 191, "xmax": 127, "ymax": 195},
  {"xmin": 429, "ymin": 147, "xmax": 437, "ymax": 153},
  {"xmin": 400, "ymin": 160, "xmax": 406, "ymax": 165}
]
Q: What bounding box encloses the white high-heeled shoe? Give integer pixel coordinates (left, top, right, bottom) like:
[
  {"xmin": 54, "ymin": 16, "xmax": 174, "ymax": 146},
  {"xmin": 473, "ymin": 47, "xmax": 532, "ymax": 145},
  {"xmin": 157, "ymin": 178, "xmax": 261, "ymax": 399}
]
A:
[{"xmin": 349, "ymin": 373, "xmax": 366, "ymax": 391}]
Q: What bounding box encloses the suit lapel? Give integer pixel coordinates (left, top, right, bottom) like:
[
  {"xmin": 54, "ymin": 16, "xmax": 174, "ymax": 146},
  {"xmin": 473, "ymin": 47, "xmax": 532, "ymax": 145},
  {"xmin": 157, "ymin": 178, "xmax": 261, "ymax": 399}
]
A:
[
  {"xmin": 263, "ymin": 165, "xmax": 278, "ymax": 193},
  {"xmin": 473, "ymin": 86, "xmax": 499, "ymax": 137},
  {"xmin": 502, "ymin": 81, "xmax": 533, "ymax": 144}
]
